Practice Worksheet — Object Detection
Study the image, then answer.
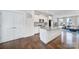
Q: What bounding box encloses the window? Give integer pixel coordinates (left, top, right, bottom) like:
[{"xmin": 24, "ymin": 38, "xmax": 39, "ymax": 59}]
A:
[{"xmin": 66, "ymin": 17, "xmax": 72, "ymax": 26}]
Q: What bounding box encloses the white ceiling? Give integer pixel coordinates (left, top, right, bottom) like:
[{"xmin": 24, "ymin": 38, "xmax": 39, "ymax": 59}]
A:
[
  {"xmin": 1, "ymin": 10, "xmax": 79, "ymax": 18},
  {"xmin": 37, "ymin": 10, "xmax": 79, "ymax": 18},
  {"xmin": 48, "ymin": 10, "xmax": 79, "ymax": 15}
]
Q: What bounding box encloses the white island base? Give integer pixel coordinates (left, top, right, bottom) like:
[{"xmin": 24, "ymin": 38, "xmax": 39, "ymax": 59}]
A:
[{"xmin": 39, "ymin": 28, "xmax": 61, "ymax": 44}]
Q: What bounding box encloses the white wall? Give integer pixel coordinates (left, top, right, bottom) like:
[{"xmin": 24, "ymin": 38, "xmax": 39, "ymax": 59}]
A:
[
  {"xmin": 25, "ymin": 13, "xmax": 34, "ymax": 36},
  {"xmin": 55, "ymin": 11, "xmax": 79, "ymax": 18},
  {"xmin": 77, "ymin": 17, "xmax": 79, "ymax": 26},
  {"xmin": 0, "ymin": 11, "xmax": 34, "ymax": 43}
]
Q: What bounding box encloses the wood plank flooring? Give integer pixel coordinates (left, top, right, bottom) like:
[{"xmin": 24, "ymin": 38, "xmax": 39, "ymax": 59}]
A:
[{"xmin": 0, "ymin": 34, "xmax": 61, "ymax": 49}]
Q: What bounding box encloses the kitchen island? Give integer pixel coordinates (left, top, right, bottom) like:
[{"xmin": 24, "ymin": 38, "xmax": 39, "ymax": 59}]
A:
[{"xmin": 39, "ymin": 27, "xmax": 62, "ymax": 44}]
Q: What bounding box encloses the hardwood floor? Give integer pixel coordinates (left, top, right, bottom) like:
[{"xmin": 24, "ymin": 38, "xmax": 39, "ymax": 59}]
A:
[
  {"xmin": 0, "ymin": 30, "xmax": 79, "ymax": 49},
  {"xmin": 0, "ymin": 34, "xmax": 61, "ymax": 49},
  {"xmin": 46, "ymin": 36, "xmax": 62, "ymax": 49}
]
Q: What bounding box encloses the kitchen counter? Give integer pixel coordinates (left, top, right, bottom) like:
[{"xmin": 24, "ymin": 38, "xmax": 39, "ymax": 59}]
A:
[{"xmin": 39, "ymin": 27, "xmax": 62, "ymax": 44}]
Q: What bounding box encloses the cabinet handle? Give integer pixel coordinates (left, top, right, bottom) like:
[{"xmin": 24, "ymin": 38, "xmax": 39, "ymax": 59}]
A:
[{"xmin": 12, "ymin": 27, "xmax": 16, "ymax": 29}]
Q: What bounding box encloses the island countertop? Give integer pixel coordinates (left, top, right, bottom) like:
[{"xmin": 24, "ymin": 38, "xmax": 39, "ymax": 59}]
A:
[{"xmin": 40, "ymin": 26, "xmax": 62, "ymax": 31}]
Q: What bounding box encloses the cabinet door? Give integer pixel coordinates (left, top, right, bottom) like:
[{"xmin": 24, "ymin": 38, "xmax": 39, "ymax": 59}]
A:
[
  {"xmin": 1, "ymin": 11, "xmax": 25, "ymax": 43},
  {"xmin": 1, "ymin": 12, "xmax": 14, "ymax": 42},
  {"xmin": 13, "ymin": 13, "xmax": 25, "ymax": 39}
]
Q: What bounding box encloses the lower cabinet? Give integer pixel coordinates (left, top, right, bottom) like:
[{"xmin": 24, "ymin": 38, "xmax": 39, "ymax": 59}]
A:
[{"xmin": 40, "ymin": 28, "xmax": 61, "ymax": 44}]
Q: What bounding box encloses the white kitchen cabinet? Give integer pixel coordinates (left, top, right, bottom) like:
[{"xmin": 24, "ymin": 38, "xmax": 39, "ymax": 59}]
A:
[
  {"xmin": 33, "ymin": 14, "xmax": 48, "ymax": 34},
  {"xmin": 34, "ymin": 26, "xmax": 40, "ymax": 34},
  {"xmin": 1, "ymin": 12, "xmax": 14, "ymax": 42},
  {"xmin": 40, "ymin": 28, "xmax": 61, "ymax": 44},
  {"xmin": 1, "ymin": 11, "xmax": 26, "ymax": 43},
  {"xmin": 13, "ymin": 13, "xmax": 26, "ymax": 39}
]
